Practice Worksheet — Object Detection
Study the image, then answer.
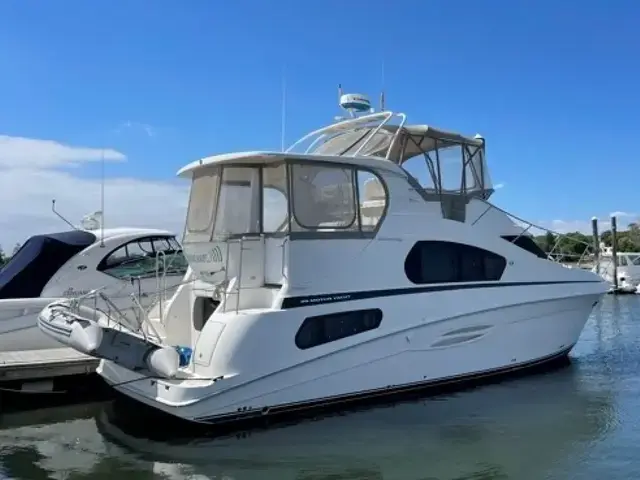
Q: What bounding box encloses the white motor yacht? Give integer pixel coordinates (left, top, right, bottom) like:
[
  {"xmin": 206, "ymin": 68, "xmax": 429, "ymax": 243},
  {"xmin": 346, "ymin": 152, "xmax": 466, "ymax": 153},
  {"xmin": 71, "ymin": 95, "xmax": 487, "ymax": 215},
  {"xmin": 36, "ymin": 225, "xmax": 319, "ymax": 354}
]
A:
[
  {"xmin": 38, "ymin": 92, "xmax": 608, "ymax": 425},
  {"xmin": 592, "ymin": 252, "xmax": 640, "ymax": 293}
]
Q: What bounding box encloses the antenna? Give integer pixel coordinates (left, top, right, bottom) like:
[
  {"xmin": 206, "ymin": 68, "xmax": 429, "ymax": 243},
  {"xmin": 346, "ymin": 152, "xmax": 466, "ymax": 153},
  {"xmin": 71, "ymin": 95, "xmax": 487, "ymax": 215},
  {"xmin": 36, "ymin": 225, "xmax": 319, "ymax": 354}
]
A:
[
  {"xmin": 51, "ymin": 200, "xmax": 78, "ymax": 230},
  {"xmin": 379, "ymin": 59, "xmax": 386, "ymax": 111},
  {"xmin": 280, "ymin": 65, "xmax": 286, "ymax": 151},
  {"xmin": 100, "ymin": 148, "xmax": 105, "ymax": 247}
]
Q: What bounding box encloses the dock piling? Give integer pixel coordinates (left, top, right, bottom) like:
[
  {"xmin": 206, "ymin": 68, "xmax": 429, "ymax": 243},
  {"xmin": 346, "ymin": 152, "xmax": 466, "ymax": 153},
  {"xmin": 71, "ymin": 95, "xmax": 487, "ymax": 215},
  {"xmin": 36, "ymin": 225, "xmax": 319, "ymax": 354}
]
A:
[
  {"xmin": 611, "ymin": 215, "xmax": 619, "ymax": 291},
  {"xmin": 591, "ymin": 217, "xmax": 600, "ymax": 274}
]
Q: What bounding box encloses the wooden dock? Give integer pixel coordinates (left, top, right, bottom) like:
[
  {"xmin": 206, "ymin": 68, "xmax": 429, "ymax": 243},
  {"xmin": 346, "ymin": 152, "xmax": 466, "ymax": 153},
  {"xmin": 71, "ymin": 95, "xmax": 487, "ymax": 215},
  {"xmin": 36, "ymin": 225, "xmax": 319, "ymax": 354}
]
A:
[
  {"xmin": 0, "ymin": 348, "xmax": 98, "ymax": 384},
  {"xmin": 0, "ymin": 349, "xmax": 110, "ymax": 411}
]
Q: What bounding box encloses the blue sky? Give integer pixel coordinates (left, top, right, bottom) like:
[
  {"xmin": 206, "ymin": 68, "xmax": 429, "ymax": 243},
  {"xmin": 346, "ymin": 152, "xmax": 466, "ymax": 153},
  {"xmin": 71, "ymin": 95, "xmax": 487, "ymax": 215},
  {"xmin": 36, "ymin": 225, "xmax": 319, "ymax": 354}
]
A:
[{"xmin": 0, "ymin": 0, "xmax": 639, "ymax": 245}]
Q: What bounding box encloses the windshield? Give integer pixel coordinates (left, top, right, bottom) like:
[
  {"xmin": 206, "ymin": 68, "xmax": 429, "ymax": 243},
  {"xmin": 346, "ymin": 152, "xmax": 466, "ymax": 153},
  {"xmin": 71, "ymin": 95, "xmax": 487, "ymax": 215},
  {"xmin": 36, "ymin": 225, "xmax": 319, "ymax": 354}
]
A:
[{"xmin": 0, "ymin": 230, "xmax": 96, "ymax": 299}]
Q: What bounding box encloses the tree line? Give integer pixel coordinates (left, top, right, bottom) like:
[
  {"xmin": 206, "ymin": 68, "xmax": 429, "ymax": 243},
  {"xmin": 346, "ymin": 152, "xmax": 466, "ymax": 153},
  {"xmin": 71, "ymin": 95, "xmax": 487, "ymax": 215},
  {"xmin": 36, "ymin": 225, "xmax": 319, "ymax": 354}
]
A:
[
  {"xmin": 0, "ymin": 243, "xmax": 23, "ymax": 268},
  {"xmin": 533, "ymin": 222, "xmax": 640, "ymax": 260}
]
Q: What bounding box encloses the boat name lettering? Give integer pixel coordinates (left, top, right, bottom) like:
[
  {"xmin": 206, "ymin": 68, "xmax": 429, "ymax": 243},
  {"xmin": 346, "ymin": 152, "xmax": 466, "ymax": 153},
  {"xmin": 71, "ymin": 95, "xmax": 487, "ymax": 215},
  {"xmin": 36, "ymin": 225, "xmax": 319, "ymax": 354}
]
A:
[
  {"xmin": 185, "ymin": 246, "xmax": 224, "ymax": 264},
  {"xmin": 299, "ymin": 294, "xmax": 352, "ymax": 305},
  {"xmin": 62, "ymin": 287, "xmax": 90, "ymax": 297}
]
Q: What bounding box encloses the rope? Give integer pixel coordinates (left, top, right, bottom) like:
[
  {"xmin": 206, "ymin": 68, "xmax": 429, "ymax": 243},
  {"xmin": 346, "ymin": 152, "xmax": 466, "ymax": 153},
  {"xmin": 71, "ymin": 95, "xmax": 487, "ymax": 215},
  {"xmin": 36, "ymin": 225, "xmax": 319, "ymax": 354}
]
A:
[{"xmin": 0, "ymin": 373, "xmax": 223, "ymax": 395}]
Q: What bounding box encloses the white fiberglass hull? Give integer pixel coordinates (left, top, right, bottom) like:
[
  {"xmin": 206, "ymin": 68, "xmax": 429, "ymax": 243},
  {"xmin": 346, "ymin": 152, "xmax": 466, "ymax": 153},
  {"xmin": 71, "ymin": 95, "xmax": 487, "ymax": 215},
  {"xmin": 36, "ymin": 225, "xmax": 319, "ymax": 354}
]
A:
[
  {"xmin": 0, "ymin": 298, "xmax": 74, "ymax": 352},
  {"xmin": 98, "ymin": 289, "xmax": 603, "ymax": 425}
]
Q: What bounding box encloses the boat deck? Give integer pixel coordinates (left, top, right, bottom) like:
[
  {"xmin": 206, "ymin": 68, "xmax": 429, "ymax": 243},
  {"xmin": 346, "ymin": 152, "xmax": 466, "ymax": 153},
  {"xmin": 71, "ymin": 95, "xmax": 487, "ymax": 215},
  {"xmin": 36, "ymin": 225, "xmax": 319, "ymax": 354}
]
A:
[{"xmin": 0, "ymin": 348, "xmax": 99, "ymax": 382}]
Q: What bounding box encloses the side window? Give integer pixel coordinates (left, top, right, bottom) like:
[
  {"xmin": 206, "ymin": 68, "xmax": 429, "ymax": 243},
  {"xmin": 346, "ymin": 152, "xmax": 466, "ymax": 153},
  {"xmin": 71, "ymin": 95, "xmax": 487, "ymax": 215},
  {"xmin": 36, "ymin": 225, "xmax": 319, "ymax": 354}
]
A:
[
  {"xmin": 99, "ymin": 237, "xmax": 187, "ymax": 279},
  {"xmin": 185, "ymin": 168, "xmax": 220, "ymax": 237},
  {"xmin": 289, "ymin": 162, "xmax": 388, "ymax": 234},
  {"xmin": 295, "ymin": 309, "xmax": 383, "ymax": 350},
  {"xmin": 404, "ymin": 241, "xmax": 506, "ymax": 284},
  {"xmin": 291, "ymin": 163, "xmax": 357, "ymax": 230},
  {"xmin": 263, "ymin": 163, "xmax": 289, "ymax": 233},
  {"xmin": 358, "ymin": 170, "xmax": 386, "ymax": 232}
]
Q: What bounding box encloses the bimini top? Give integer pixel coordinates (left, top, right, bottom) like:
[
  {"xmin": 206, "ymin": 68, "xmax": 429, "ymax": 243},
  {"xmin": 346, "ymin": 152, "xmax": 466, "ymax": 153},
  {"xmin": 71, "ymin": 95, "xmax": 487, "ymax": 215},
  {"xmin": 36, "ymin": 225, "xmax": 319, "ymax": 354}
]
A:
[
  {"xmin": 176, "ymin": 109, "xmax": 491, "ymax": 197},
  {"xmin": 0, "ymin": 230, "xmax": 97, "ymax": 299}
]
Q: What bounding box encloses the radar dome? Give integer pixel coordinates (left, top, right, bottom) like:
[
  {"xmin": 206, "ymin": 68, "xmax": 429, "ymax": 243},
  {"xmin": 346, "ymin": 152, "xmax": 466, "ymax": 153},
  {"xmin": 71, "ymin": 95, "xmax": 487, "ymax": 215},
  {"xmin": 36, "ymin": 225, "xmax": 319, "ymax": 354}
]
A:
[{"xmin": 339, "ymin": 93, "xmax": 371, "ymax": 112}]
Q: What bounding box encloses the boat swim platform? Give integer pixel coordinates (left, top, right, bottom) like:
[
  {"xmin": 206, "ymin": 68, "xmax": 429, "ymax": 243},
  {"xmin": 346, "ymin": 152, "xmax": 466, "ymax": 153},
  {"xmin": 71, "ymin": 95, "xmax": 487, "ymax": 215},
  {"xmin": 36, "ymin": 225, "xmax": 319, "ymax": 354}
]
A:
[{"xmin": 0, "ymin": 348, "xmax": 99, "ymax": 383}]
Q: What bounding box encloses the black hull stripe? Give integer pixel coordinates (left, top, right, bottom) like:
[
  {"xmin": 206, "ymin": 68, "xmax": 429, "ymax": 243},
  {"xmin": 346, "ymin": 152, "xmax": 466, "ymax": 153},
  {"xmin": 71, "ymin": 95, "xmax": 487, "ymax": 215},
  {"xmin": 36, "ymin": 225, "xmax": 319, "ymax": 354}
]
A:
[
  {"xmin": 193, "ymin": 344, "xmax": 574, "ymax": 424},
  {"xmin": 281, "ymin": 280, "xmax": 602, "ymax": 309}
]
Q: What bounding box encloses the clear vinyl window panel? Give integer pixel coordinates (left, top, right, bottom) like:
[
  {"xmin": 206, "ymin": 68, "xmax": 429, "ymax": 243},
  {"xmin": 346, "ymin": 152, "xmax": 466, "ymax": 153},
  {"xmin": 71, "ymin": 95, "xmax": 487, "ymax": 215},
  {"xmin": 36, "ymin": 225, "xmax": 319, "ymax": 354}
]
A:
[
  {"xmin": 358, "ymin": 170, "xmax": 386, "ymax": 231},
  {"xmin": 185, "ymin": 167, "xmax": 221, "ymax": 242},
  {"xmin": 213, "ymin": 166, "xmax": 261, "ymax": 236},
  {"xmin": 291, "ymin": 163, "xmax": 357, "ymax": 231},
  {"xmin": 262, "ymin": 163, "xmax": 289, "ymax": 233}
]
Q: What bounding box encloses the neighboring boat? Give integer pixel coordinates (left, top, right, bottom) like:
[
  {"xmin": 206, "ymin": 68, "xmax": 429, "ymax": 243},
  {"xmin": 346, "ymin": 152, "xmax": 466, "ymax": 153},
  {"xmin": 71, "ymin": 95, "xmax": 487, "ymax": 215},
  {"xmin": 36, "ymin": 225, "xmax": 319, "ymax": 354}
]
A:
[
  {"xmin": 592, "ymin": 252, "xmax": 640, "ymax": 293},
  {"xmin": 0, "ymin": 226, "xmax": 188, "ymax": 354},
  {"xmin": 39, "ymin": 91, "xmax": 608, "ymax": 425}
]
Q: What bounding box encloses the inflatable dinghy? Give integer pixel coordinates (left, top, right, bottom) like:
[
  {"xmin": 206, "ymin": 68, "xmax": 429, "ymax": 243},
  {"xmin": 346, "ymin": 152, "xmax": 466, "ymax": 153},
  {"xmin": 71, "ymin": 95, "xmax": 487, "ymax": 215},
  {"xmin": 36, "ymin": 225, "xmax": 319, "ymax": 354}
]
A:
[{"xmin": 38, "ymin": 300, "xmax": 192, "ymax": 379}]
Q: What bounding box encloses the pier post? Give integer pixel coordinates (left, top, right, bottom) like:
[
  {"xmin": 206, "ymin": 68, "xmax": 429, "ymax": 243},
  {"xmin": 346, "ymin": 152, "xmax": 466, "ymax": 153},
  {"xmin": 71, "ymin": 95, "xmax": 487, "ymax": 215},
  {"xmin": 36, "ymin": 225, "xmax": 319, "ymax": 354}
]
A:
[
  {"xmin": 611, "ymin": 215, "xmax": 618, "ymax": 292},
  {"xmin": 591, "ymin": 217, "xmax": 600, "ymax": 273}
]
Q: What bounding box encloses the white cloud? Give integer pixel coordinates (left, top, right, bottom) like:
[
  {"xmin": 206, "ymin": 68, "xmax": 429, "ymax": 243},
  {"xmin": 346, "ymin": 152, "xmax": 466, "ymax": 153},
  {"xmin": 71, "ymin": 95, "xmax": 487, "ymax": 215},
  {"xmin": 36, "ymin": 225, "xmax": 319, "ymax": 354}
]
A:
[
  {"xmin": 609, "ymin": 211, "xmax": 635, "ymax": 218},
  {"xmin": 0, "ymin": 135, "xmax": 188, "ymax": 250},
  {"xmin": 537, "ymin": 215, "xmax": 639, "ymax": 235},
  {"xmin": 0, "ymin": 135, "xmax": 125, "ymax": 168},
  {"xmin": 0, "ymin": 168, "xmax": 189, "ymax": 250},
  {"xmin": 493, "ymin": 182, "xmax": 505, "ymax": 190},
  {"xmin": 115, "ymin": 121, "xmax": 156, "ymax": 138}
]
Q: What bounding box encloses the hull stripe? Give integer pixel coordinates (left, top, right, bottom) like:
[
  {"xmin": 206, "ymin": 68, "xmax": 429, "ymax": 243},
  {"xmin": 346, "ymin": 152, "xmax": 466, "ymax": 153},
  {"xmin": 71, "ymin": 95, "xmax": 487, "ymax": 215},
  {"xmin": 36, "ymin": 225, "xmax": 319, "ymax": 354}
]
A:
[{"xmin": 280, "ymin": 280, "xmax": 602, "ymax": 309}]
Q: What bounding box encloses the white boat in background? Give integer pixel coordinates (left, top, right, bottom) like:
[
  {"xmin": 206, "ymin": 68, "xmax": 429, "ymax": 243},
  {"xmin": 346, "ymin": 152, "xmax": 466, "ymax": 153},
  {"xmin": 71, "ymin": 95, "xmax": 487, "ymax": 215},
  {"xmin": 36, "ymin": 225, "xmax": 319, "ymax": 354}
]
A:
[
  {"xmin": 592, "ymin": 252, "xmax": 640, "ymax": 293},
  {"xmin": 39, "ymin": 90, "xmax": 608, "ymax": 425},
  {"xmin": 0, "ymin": 223, "xmax": 188, "ymax": 361}
]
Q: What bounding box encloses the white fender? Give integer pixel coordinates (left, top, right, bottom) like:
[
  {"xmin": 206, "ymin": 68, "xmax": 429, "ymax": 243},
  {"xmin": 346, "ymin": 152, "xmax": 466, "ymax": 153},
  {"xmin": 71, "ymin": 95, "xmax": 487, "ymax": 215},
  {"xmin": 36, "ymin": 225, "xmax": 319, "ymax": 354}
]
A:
[
  {"xmin": 68, "ymin": 321, "xmax": 104, "ymax": 355},
  {"xmin": 146, "ymin": 346, "xmax": 180, "ymax": 379}
]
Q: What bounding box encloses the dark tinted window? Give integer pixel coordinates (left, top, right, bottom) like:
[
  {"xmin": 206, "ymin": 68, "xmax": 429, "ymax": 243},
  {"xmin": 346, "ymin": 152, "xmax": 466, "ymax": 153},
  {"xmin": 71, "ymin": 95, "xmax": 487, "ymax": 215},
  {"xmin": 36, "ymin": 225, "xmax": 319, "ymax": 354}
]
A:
[
  {"xmin": 404, "ymin": 241, "xmax": 506, "ymax": 284},
  {"xmin": 295, "ymin": 309, "xmax": 383, "ymax": 350},
  {"xmin": 501, "ymin": 235, "xmax": 547, "ymax": 259}
]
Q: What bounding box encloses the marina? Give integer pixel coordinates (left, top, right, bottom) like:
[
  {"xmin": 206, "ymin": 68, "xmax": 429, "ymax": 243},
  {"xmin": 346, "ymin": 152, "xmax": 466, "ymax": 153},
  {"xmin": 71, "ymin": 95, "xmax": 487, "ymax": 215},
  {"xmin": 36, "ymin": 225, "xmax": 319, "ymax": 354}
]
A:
[
  {"xmin": 0, "ymin": 2, "xmax": 638, "ymax": 478},
  {"xmin": 0, "ymin": 91, "xmax": 633, "ymax": 413}
]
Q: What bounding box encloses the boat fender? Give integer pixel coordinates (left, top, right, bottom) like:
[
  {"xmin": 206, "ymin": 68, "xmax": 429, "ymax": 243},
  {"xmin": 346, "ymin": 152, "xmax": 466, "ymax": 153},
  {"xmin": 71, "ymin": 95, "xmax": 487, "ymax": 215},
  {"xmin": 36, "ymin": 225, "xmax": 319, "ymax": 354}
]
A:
[
  {"xmin": 68, "ymin": 322, "xmax": 104, "ymax": 355},
  {"xmin": 146, "ymin": 346, "xmax": 180, "ymax": 379}
]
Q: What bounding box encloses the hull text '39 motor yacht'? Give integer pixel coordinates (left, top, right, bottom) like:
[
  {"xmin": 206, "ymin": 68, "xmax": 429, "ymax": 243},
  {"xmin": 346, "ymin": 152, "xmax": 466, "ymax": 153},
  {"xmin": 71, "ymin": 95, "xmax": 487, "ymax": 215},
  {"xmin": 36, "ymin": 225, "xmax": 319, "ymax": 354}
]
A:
[{"xmin": 39, "ymin": 92, "xmax": 608, "ymax": 425}]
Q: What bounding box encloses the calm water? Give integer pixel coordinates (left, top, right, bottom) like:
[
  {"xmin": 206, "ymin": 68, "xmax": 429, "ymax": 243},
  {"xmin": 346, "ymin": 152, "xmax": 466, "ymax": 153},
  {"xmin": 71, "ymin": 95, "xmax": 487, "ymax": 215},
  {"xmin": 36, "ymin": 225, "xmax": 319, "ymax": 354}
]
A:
[{"xmin": 1, "ymin": 295, "xmax": 640, "ymax": 480}]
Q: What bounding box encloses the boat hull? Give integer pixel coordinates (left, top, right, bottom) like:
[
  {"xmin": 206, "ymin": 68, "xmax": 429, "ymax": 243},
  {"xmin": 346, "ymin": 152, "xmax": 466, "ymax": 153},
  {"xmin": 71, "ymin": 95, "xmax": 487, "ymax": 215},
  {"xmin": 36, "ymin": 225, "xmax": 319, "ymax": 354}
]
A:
[
  {"xmin": 99, "ymin": 291, "xmax": 603, "ymax": 425},
  {"xmin": 0, "ymin": 298, "xmax": 72, "ymax": 351}
]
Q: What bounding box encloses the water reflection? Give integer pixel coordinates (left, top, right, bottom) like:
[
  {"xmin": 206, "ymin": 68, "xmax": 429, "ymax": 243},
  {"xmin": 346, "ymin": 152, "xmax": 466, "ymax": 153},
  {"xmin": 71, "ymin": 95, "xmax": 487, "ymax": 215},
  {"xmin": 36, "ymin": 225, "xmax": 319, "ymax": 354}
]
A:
[{"xmin": 92, "ymin": 363, "xmax": 615, "ymax": 480}]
